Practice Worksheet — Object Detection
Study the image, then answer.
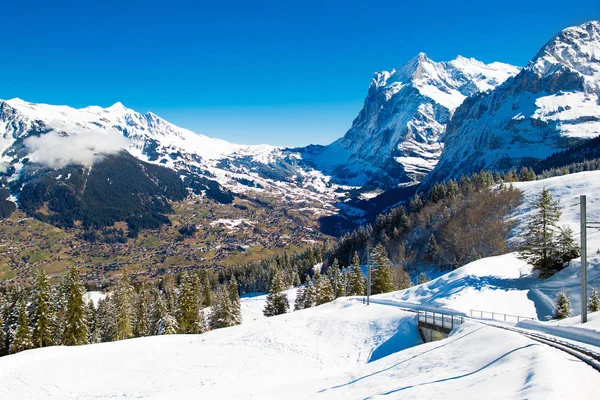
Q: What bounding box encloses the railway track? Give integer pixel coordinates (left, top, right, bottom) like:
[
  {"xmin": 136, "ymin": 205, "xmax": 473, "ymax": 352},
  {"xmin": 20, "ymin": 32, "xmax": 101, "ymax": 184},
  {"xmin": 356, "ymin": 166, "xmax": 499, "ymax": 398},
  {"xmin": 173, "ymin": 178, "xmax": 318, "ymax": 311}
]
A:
[{"xmin": 363, "ymin": 298, "xmax": 600, "ymax": 373}]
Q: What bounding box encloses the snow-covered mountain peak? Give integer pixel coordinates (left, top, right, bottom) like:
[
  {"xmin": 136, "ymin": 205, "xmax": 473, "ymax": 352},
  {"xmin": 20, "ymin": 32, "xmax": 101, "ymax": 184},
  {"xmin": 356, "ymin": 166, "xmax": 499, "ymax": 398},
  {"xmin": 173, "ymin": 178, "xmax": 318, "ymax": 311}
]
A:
[{"xmin": 532, "ymin": 20, "xmax": 600, "ymax": 92}]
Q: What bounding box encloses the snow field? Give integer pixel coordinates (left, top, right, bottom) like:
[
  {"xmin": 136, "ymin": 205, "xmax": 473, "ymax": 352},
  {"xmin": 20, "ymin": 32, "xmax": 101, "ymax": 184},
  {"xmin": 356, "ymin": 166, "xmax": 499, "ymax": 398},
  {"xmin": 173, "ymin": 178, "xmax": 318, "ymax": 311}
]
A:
[{"xmin": 0, "ymin": 300, "xmax": 422, "ymax": 399}]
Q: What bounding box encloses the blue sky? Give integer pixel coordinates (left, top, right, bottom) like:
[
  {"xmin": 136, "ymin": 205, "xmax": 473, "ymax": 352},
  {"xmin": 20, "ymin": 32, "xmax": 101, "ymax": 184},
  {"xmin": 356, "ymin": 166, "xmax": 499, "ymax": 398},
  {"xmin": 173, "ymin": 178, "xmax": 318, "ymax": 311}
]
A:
[{"xmin": 1, "ymin": 0, "xmax": 597, "ymax": 146}]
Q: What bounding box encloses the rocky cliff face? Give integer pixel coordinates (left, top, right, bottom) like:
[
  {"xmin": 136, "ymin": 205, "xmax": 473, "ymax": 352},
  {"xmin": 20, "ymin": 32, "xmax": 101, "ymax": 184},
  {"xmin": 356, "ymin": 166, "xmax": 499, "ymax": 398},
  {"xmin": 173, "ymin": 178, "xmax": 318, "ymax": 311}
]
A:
[
  {"xmin": 427, "ymin": 21, "xmax": 600, "ymax": 184},
  {"xmin": 301, "ymin": 53, "xmax": 519, "ymax": 187}
]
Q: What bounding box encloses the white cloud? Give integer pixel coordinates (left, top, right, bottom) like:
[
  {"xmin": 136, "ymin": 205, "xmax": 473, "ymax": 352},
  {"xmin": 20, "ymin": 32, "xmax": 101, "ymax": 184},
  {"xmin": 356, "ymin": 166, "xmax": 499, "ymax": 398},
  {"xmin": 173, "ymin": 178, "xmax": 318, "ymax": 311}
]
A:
[
  {"xmin": 24, "ymin": 124, "xmax": 130, "ymax": 168},
  {"xmin": 0, "ymin": 162, "xmax": 7, "ymax": 173}
]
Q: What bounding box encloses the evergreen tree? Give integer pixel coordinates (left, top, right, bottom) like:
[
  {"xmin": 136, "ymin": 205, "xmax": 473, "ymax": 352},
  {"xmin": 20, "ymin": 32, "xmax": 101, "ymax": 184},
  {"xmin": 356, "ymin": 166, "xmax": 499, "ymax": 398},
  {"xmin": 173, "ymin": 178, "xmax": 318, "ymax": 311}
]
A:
[
  {"xmin": 11, "ymin": 298, "xmax": 33, "ymax": 354},
  {"xmin": 209, "ymin": 288, "xmax": 236, "ymax": 330},
  {"xmin": 426, "ymin": 234, "xmax": 440, "ymax": 263},
  {"xmin": 294, "ymin": 286, "xmax": 306, "ymax": 311},
  {"xmin": 371, "ymin": 244, "xmax": 395, "ymax": 294},
  {"xmin": 315, "ymin": 275, "xmax": 334, "ymax": 305},
  {"xmin": 418, "ymin": 272, "xmax": 429, "ymax": 285},
  {"xmin": 554, "ymin": 226, "xmax": 580, "ymax": 267},
  {"xmin": 553, "ymin": 290, "xmax": 571, "ymax": 319},
  {"xmin": 303, "ymin": 277, "xmax": 316, "ymax": 309},
  {"xmin": 589, "ymin": 287, "xmax": 600, "ymax": 312},
  {"xmin": 134, "ymin": 284, "xmax": 151, "ymax": 337},
  {"xmin": 154, "ymin": 294, "xmax": 178, "ymax": 335},
  {"xmin": 330, "ymin": 259, "xmax": 344, "ymax": 298},
  {"xmin": 519, "ymin": 188, "xmax": 563, "ymax": 278},
  {"xmin": 396, "ymin": 268, "xmax": 412, "ymax": 290},
  {"xmin": 62, "ymin": 267, "xmax": 88, "ymax": 346},
  {"xmin": 263, "ymin": 269, "xmax": 289, "ymax": 317},
  {"xmin": 0, "ymin": 305, "xmax": 6, "ymax": 356},
  {"xmin": 348, "ymin": 252, "xmax": 365, "ymax": 296},
  {"xmin": 201, "ymin": 273, "xmax": 213, "ymax": 308},
  {"xmin": 86, "ymin": 300, "xmax": 100, "ymax": 344},
  {"xmin": 227, "ymin": 278, "xmax": 242, "ymax": 326},
  {"xmin": 114, "ymin": 271, "xmax": 134, "ymax": 341},
  {"xmin": 177, "ymin": 273, "xmax": 202, "ymax": 334},
  {"xmin": 227, "ymin": 277, "xmax": 242, "ymax": 325},
  {"xmin": 31, "ymin": 269, "xmax": 55, "ymax": 348},
  {"xmin": 97, "ymin": 296, "xmax": 116, "ymax": 342}
]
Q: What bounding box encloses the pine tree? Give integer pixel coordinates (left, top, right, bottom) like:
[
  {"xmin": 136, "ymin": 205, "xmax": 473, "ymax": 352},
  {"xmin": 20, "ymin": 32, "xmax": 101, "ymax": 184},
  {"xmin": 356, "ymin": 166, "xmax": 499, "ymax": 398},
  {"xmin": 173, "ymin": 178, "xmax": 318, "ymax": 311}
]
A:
[
  {"xmin": 177, "ymin": 273, "xmax": 202, "ymax": 334},
  {"xmin": 154, "ymin": 294, "xmax": 178, "ymax": 335},
  {"xmin": 426, "ymin": 234, "xmax": 440, "ymax": 263},
  {"xmin": 201, "ymin": 273, "xmax": 213, "ymax": 308},
  {"xmin": 209, "ymin": 288, "xmax": 236, "ymax": 329},
  {"xmin": 97, "ymin": 296, "xmax": 116, "ymax": 342},
  {"xmin": 303, "ymin": 277, "xmax": 316, "ymax": 309},
  {"xmin": 134, "ymin": 284, "xmax": 151, "ymax": 337},
  {"xmin": 294, "ymin": 286, "xmax": 306, "ymax": 311},
  {"xmin": 330, "ymin": 259, "xmax": 343, "ymax": 298},
  {"xmin": 396, "ymin": 268, "xmax": 413, "ymax": 290},
  {"xmin": 0, "ymin": 305, "xmax": 6, "ymax": 356},
  {"xmin": 519, "ymin": 188, "xmax": 563, "ymax": 278},
  {"xmin": 114, "ymin": 271, "xmax": 134, "ymax": 341},
  {"xmin": 589, "ymin": 287, "xmax": 600, "ymax": 312},
  {"xmin": 371, "ymin": 244, "xmax": 395, "ymax": 294},
  {"xmin": 418, "ymin": 272, "xmax": 429, "ymax": 285},
  {"xmin": 86, "ymin": 300, "xmax": 100, "ymax": 344},
  {"xmin": 157, "ymin": 314, "xmax": 179, "ymax": 335},
  {"xmin": 315, "ymin": 275, "xmax": 334, "ymax": 305},
  {"xmin": 62, "ymin": 267, "xmax": 88, "ymax": 346},
  {"xmin": 11, "ymin": 298, "xmax": 33, "ymax": 354},
  {"xmin": 263, "ymin": 269, "xmax": 289, "ymax": 317},
  {"xmin": 31, "ymin": 269, "xmax": 55, "ymax": 348},
  {"xmin": 348, "ymin": 252, "xmax": 365, "ymax": 296},
  {"xmin": 554, "ymin": 226, "xmax": 580, "ymax": 267},
  {"xmin": 553, "ymin": 290, "xmax": 571, "ymax": 319},
  {"xmin": 227, "ymin": 278, "xmax": 242, "ymax": 326}
]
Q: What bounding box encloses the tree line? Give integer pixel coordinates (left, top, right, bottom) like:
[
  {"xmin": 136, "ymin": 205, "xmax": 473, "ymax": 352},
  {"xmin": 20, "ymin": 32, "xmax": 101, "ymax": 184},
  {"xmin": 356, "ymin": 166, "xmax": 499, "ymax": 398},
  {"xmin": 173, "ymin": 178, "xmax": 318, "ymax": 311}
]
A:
[{"xmin": 0, "ymin": 267, "xmax": 242, "ymax": 357}]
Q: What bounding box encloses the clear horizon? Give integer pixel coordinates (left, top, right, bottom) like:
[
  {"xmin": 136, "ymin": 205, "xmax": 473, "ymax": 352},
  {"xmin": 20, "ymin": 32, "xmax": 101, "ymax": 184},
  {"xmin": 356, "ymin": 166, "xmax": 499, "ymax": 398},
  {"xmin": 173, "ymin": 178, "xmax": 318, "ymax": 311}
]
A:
[{"xmin": 1, "ymin": 0, "xmax": 598, "ymax": 147}]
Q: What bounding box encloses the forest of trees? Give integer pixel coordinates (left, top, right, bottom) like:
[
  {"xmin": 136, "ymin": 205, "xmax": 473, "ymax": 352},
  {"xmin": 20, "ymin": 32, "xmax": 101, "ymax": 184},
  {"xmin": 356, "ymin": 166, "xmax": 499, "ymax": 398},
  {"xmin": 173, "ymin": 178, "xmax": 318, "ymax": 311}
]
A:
[
  {"xmin": 0, "ymin": 267, "xmax": 242, "ymax": 357},
  {"xmin": 325, "ymin": 169, "xmax": 523, "ymax": 274}
]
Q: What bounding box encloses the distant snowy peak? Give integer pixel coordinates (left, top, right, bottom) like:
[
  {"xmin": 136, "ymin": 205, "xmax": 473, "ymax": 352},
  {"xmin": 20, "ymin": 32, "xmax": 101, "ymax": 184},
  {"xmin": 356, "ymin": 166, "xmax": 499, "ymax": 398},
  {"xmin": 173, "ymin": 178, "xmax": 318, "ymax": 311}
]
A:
[
  {"xmin": 426, "ymin": 21, "xmax": 600, "ymax": 186},
  {"xmin": 372, "ymin": 53, "xmax": 520, "ymax": 110},
  {"xmin": 531, "ymin": 20, "xmax": 600, "ymax": 91},
  {"xmin": 306, "ymin": 53, "xmax": 519, "ymax": 187},
  {"xmin": 1, "ymin": 97, "xmax": 276, "ymax": 162}
]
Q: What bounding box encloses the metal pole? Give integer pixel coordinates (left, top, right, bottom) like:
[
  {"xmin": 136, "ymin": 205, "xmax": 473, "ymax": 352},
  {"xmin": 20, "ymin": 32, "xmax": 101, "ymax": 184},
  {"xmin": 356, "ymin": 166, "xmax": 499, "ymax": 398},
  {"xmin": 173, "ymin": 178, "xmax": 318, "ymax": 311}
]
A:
[
  {"xmin": 367, "ymin": 252, "xmax": 371, "ymax": 305},
  {"xmin": 581, "ymin": 195, "xmax": 588, "ymax": 323}
]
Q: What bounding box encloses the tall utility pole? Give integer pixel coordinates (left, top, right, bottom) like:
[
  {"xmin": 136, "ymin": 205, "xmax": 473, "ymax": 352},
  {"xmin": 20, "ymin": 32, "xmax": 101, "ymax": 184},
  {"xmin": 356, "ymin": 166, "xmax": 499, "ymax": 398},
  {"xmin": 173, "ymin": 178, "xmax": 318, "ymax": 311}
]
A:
[
  {"xmin": 581, "ymin": 195, "xmax": 588, "ymax": 323},
  {"xmin": 366, "ymin": 249, "xmax": 372, "ymax": 306}
]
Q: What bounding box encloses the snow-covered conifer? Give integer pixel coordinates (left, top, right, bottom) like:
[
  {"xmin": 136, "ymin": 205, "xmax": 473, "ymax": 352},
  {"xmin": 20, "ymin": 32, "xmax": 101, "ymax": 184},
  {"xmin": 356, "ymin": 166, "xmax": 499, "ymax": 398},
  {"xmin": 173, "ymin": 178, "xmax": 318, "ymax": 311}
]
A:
[
  {"xmin": 31, "ymin": 269, "xmax": 55, "ymax": 348},
  {"xmin": 263, "ymin": 269, "xmax": 289, "ymax": 317},
  {"xmin": 62, "ymin": 267, "xmax": 88, "ymax": 346},
  {"xmin": 10, "ymin": 298, "xmax": 33, "ymax": 354},
  {"xmin": 553, "ymin": 290, "xmax": 571, "ymax": 320}
]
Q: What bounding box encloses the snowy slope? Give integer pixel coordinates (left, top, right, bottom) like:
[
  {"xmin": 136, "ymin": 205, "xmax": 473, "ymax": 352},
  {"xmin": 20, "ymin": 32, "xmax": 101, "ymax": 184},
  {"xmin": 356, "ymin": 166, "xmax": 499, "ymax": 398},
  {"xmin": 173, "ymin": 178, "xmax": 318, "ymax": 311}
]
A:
[
  {"xmin": 301, "ymin": 54, "xmax": 518, "ymax": 187},
  {"xmin": 1, "ymin": 300, "xmax": 598, "ymax": 399},
  {"xmin": 377, "ymin": 171, "xmax": 600, "ymax": 322},
  {"xmin": 428, "ymin": 21, "xmax": 600, "ymax": 184},
  {"xmin": 270, "ymin": 322, "xmax": 599, "ymax": 399},
  {"xmin": 0, "ymin": 300, "xmax": 422, "ymax": 399}
]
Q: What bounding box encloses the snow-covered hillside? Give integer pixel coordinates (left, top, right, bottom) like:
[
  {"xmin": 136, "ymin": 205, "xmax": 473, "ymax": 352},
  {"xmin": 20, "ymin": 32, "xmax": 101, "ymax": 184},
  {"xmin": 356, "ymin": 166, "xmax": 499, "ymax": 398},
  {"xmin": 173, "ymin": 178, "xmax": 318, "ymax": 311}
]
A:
[
  {"xmin": 0, "ymin": 301, "xmax": 422, "ymax": 399},
  {"xmin": 302, "ymin": 54, "xmax": 519, "ymax": 187},
  {"xmin": 2, "ymin": 298, "xmax": 599, "ymax": 399},
  {"xmin": 428, "ymin": 21, "xmax": 600, "ymax": 184},
  {"xmin": 378, "ymin": 171, "xmax": 600, "ymax": 322}
]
